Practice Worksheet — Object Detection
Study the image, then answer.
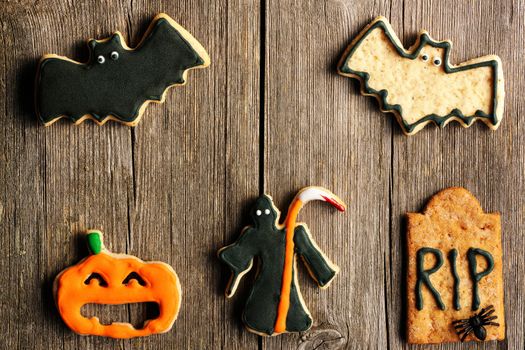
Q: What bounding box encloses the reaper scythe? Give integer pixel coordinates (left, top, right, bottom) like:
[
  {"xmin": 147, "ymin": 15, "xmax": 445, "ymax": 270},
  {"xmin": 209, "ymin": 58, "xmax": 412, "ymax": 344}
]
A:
[{"xmin": 274, "ymin": 187, "xmax": 346, "ymax": 333}]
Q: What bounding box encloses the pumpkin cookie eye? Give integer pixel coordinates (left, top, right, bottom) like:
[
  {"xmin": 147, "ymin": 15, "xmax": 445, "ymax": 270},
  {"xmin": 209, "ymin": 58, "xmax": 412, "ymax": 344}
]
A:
[
  {"xmin": 84, "ymin": 272, "xmax": 108, "ymax": 287},
  {"xmin": 433, "ymin": 57, "xmax": 442, "ymax": 66},
  {"xmin": 122, "ymin": 272, "xmax": 147, "ymax": 286},
  {"xmin": 421, "ymin": 53, "xmax": 429, "ymax": 61}
]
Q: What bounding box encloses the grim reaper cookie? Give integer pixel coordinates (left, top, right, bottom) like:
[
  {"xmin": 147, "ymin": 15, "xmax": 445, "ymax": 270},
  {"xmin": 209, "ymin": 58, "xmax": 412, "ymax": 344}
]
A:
[
  {"xmin": 53, "ymin": 230, "xmax": 181, "ymax": 338},
  {"xmin": 406, "ymin": 187, "xmax": 505, "ymax": 344},
  {"xmin": 337, "ymin": 16, "xmax": 504, "ymax": 135},
  {"xmin": 36, "ymin": 13, "xmax": 210, "ymax": 126},
  {"xmin": 218, "ymin": 186, "xmax": 346, "ymax": 336}
]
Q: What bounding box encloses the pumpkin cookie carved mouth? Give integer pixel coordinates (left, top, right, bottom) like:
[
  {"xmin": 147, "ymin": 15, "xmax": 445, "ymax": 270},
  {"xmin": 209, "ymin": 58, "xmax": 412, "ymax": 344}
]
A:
[{"xmin": 80, "ymin": 302, "xmax": 160, "ymax": 329}]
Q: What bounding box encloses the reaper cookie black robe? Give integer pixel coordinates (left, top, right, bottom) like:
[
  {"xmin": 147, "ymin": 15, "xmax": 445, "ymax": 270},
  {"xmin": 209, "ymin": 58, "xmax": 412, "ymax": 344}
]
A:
[{"xmin": 219, "ymin": 195, "xmax": 337, "ymax": 335}]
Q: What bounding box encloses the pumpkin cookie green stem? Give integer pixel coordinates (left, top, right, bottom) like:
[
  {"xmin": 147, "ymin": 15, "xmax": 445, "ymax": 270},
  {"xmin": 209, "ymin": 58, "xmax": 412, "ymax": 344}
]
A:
[{"xmin": 86, "ymin": 231, "xmax": 103, "ymax": 255}]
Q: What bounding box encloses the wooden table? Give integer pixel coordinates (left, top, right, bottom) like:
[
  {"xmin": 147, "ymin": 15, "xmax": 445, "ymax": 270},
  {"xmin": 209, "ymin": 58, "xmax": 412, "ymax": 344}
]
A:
[{"xmin": 1, "ymin": 0, "xmax": 523, "ymax": 348}]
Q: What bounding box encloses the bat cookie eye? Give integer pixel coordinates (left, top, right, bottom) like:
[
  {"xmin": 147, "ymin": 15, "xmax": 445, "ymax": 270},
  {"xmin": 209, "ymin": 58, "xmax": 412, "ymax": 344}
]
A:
[
  {"xmin": 256, "ymin": 210, "xmax": 262, "ymax": 216},
  {"xmin": 264, "ymin": 209, "xmax": 270, "ymax": 215},
  {"xmin": 433, "ymin": 57, "xmax": 442, "ymax": 66},
  {"xmin": 421, "ymin": 53, "xmax": 429, "ymax": 61},
  {"xmin": 97, "ymin": 55, "xmax": 105, "ymax": 64},
  {"xmin": 110, "ymin": 51, "xmax": 119, "ymax": 60}
]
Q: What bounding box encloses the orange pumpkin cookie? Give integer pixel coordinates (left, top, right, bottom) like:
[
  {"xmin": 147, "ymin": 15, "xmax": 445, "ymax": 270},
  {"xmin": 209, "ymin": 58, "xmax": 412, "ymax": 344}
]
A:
[{"xmin": 53, "ymin": 230, "xmax": 181, "ymax": 339}]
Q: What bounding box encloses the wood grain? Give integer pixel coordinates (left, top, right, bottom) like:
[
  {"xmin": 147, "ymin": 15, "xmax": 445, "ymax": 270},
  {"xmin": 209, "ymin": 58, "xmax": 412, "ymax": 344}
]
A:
[{"xmin": 1, "ymin": 0, "xmax": 524, "ymax": 349}]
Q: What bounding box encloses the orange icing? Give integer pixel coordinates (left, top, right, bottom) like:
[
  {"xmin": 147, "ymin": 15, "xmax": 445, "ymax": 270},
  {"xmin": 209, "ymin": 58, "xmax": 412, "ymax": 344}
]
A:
[
  {"xmin": 55, "ymin": 240, "xmax": 181, "ymax": 338},
  {"xmin": 274, "ymin": 199, "xmax": 303, "ymax": 333}
]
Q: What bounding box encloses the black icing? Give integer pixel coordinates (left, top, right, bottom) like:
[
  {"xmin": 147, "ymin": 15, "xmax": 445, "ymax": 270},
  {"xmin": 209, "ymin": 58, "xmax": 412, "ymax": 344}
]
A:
[
  {"xmin": 36, "ymin": 17, "xmax": 207, "ymax": 124},
  {"xmin": 219, "ymin": 195, "xmax": 337, "ymax": 335}
]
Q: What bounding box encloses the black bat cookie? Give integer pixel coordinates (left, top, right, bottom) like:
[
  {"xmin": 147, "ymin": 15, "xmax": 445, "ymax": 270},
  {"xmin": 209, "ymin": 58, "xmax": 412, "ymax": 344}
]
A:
[{"xmin": 35, "ymin": 13, "xmax": 210, "ymax": 126}]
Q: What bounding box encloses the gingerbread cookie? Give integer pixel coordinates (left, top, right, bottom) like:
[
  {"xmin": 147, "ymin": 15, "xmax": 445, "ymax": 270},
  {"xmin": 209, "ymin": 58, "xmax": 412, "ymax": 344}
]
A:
[
  {"xmin": 406, "ymin": 187, "xmax": 505, "ymax": 344},
  {"xmin": 36, "ymin": 13, "xmax": 210, "ymax": 126},
  {"xmin": 218, "ymin": 186, "xmax": 346, "ymax": 336},
  {"xmin": 337, "ymin": 16, "xmax": 504, "ymax": 135},
  {"xmin": 53, "ymin": 230, "xmax": 181, "ymax": 338}
]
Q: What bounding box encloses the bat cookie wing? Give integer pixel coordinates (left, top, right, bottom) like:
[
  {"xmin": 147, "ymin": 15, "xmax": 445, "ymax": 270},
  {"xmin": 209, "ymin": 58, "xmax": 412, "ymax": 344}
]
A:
[
  {"xmin": 131, "ymin": 13, "xmax": 210, "ymax": 97},
  {"xmin": 338, "ymin": 16, "xmax": 504, "ymax": 135},
  {"xmin": 35, "ymin": 13, "xmax": 210, "ymax": 127}
]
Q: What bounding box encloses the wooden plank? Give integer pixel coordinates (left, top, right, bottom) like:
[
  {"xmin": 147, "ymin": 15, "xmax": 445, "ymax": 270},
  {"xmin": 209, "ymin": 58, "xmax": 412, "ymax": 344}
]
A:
[
  {"xmin": 0, "ymin": 0, "xmax": 260, "ymax": 348},
  {"xmin": 124, "ymin": 1, "xmax": 260, "ymax": 348},
  {"xmin": 0, "ymin": 2, "xmax": 135, "ymax": 349},
  {"xmin": 263, "ymin": 0, "xmax": 393, "ymax": 348},
  {"xmin": 388, "ymin": 1, "xmax": 525, "ymax": 349}
]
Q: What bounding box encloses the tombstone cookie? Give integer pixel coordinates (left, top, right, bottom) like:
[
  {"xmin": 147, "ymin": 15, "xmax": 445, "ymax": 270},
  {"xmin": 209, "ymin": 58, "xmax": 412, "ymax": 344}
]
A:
[
  {"xmin": 406, "ymin": 187, "xmax": 505, "ymax": 343},
  {"xmin": 53, "ymin": 230, "xmax": 181, "ymax": 338},
  {"xmin": 36, "ymin": 13, "xmax": 210, "ymax": 126},
  {"xmin": 218, "ymin": 186, "xmax": 346, "ymax": 336},
  {"xmin": 337, "ymin": 16, "xmax": 504, "ymax": 135}
]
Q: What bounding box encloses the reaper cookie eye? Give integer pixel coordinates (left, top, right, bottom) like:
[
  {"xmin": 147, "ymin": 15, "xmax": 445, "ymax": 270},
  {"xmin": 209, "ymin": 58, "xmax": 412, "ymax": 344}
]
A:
[
  {"xmin": 264, "ymin": 209, "xmax": 270, "ymax": 215},
  {"xmin": 97, "ymin": 55, "xmax": 105, "ymax": 64},
  {"xmin": 256, "ymin": 210, "xmax": 262, "ymax": 216},
  {"xmin": 421, "ymin": 53, "xmax": 429, "ymax": 61},
  {"xmin": 110, "ymin": 51, "xmax": 119, "ymax": 60},
  {"xmin": 433, "ymin": 57, "xmax": 442, "ymax": 66}
]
